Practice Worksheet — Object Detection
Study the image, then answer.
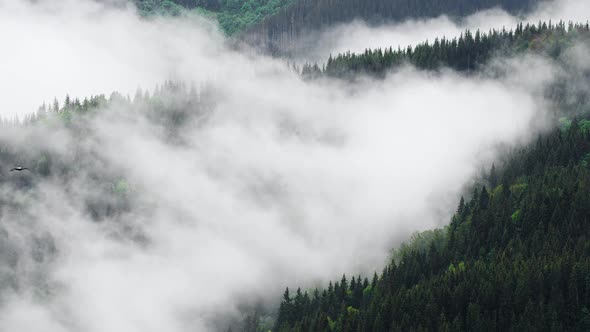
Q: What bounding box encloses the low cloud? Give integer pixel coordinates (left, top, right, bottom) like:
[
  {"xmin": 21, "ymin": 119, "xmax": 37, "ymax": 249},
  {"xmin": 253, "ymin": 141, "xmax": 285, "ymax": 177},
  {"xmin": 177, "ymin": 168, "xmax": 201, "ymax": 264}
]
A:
[
  {"xmin": 0, "ymin": 0, "xmax": 579, "ymax": 331},
  {"xmin": 297, "ymin": 0, "xmax": 590, "ymax": 62}
]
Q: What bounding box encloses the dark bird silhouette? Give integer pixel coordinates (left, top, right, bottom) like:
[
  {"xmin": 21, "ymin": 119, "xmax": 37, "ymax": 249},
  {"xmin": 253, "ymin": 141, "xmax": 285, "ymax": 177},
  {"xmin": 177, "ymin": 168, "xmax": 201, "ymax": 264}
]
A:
[{"xmin": 10, "ymin": 167, "xmax": 29, "ymax": 172}]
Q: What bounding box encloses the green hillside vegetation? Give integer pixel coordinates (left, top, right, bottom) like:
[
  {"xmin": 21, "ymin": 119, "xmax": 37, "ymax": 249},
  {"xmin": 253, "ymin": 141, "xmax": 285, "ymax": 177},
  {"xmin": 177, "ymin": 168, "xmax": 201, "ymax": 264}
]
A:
[
  {"xmin": 273, "ymin": 114, "xmax": 590, "ymax": 331},
  {"xmin": 270, "ymin": 22, "xmax": 590, "ymax": 332},
  {"xmin": 244, "ymin": 0, "xmax": 544, "ymax": 54},
  {"xmin": 301, "ymin": 21, "xmax": 590, "ymax": 78},
  {"xmin": 134, "ymin": 0, "xmax": 295, "ymax": 35},
  {"xmin": 6, "ymin": 8, "xmax": 590, "ymax": 331},
  {"xmin": 133, "ymin": 0, "xmax": 547, "ymax": 45}
]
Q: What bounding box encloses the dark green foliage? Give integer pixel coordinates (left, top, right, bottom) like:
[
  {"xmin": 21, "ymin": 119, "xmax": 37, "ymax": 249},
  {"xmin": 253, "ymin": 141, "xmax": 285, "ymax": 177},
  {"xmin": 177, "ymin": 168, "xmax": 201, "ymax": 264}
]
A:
[
  {"xmin": 216, "ymin": 0, "xmax": 296, "ymax": 35},
  {"xmin": 245, "ymin": 0, "xmax": 544, "ymax": 54},
  {"xmin": 134, "ymin": 0, "xmax": 295, "ymax": 35},
  {"xmin": 135, "ymin": 0, "xmax": 186, "ymax": 16},
  {"xmin": 273, "ymin": 114, "xmax": 590, "ymax": 331},
  {"xmin": 302, "ymin": 21, "xmax": 590, "ymax": 79},
  {"xmin": 133, "ymin": 0, "xmax": 548, "ymax": 41}
]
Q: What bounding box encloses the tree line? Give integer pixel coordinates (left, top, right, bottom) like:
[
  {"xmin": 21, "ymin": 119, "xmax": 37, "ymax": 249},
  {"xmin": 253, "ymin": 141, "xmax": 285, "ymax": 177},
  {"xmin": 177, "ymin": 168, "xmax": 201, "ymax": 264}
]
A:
[
  {"xmin": 243, "ymin": 0, "xmax": 544, "ymax": 54},
  {"xmin": 300, "ymin": 21, "xmax": 590, "ymax": 79},
  {"xmin": 272, "ymin": 113, "xmax": 590, "ymax": 331}
]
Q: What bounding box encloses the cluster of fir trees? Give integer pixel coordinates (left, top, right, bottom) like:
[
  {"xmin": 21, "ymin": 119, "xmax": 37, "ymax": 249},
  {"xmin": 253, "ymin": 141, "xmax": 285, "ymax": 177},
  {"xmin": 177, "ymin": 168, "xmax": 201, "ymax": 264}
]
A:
[
  {"xmin": 300, "ymin": 21, "xmax": 590, "ymax": 79},
  {"xmin": 273, "ymin": 114, "xmax": 590, "ymax": 331},
  {"xmin": 30, "ymin": 81, "xmax": 212, "ymax": 129},
  {"xmin": 243, "ymin": 0, "xmax": 542, "ymax": 54}
]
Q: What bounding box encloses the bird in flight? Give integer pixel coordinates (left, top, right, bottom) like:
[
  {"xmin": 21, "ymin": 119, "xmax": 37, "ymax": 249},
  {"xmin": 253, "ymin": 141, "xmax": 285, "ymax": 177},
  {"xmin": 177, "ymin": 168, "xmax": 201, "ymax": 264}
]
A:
[{"xmin": 10, "ymin": 167, "xmax": 29, "ymax": 172}]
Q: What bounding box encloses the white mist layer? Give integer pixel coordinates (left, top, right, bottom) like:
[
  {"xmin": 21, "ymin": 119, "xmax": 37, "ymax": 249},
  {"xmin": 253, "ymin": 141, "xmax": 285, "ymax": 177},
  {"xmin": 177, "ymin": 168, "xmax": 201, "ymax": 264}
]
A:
[
  {"xmin": 0, "ymin": 0, "xmax": 225, "ymax": 118},
  {"xmin": 299, "ymin": 0, "xmax": 590, "ymax": 62},
  {"xmin": 0, "ymin": 1, "xmax": 566, "ymax": 331}
]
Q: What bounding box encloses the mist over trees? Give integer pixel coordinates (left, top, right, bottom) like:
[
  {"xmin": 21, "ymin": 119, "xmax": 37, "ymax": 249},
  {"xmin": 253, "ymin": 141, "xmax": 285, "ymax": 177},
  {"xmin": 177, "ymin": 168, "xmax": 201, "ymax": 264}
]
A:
[
  {"xmin": 274, "ymin": 114, "xmax": 590, "ymax": 331},
  {"xmin": 242, "ymin": 0, "xmax": 546, "ymax": 54},
  {"xmin": 0, "ymin": 81, "xmax": 211, "ymax": 225},
  {"xmin": 302, "ymin": 21, "xmax": 590, "ymax": 78},
  {"xmin": 266, "ymin": 21, "xmax": 590, "ymax": 332},
  {"xmin": 134, "ymin": 0, "xmax": 296, "ymax": 34},
  {"xmin": 2, "ymin": 0, "xmax": 590, "ymax": 331}
]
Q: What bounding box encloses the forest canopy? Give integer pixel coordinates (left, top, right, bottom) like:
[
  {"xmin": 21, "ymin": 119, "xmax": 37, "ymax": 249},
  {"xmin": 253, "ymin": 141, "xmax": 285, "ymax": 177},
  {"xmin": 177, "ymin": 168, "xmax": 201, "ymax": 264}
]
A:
[{"xmin": 134, "ymin": 0, "xmax": 295, "ymax": 34}]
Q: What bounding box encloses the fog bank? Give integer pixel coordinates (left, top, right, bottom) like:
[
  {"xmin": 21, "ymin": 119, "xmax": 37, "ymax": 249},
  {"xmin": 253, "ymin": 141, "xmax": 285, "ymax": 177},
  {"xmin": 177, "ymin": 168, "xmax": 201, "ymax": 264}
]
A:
[
  {"xmin": 297, "ymin": 0, "xmax": 590, "ymax": 62},
  {"xmin": 0, "ymin": 1, "xmax": 576, "ymax": 331}
]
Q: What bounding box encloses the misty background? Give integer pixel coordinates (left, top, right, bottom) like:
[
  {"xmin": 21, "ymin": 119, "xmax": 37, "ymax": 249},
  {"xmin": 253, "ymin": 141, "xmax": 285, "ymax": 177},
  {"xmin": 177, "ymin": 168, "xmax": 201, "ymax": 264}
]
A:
[
  {"xmin": 286, "ymin": 0, "xmax": 590, "ymax": 61},
  {"xmin": 0, "ymin": 0, "xmax": 586, "ymax": 331}
]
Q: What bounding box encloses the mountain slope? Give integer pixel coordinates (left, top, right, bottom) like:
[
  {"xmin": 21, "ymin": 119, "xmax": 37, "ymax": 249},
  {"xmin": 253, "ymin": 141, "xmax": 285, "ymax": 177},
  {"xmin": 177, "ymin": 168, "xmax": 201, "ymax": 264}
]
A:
[
  {"xmin": 273, "ymin": 109, "xmax": 590, "ymax": 332},
  {"xmin": 132, "ymin": 0, "xmax": 549, "ymax": 51},
  {"xmin": 242, "ymin": 0, "xmax": 547, "ymax": 54},
  {"xmin": 271, "ymin": 22, "xmax": 590, "ymax": 332},
  {"xmin": 135, "ymin": 0, "xmax": 295, "ymax": 35},
  {"xmin": 306, "ymin": 21, "xmax": 590, "ymax": 78}
]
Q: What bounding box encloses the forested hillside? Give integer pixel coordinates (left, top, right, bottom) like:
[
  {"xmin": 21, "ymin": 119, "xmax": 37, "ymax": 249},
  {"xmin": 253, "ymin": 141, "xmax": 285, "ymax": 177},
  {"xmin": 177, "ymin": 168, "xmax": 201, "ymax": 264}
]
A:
[
  {"xmin": 272, "ymin": 96, "xmax": 590, "ymax": 332},
  {"xmin": 134, "ymin": 0, "xmax": 295, "ymax": 34},
  {"xmin": 0, "ymin": 82, "xmax": 211, "ymax": 227},
  {"xmin": 301, "ymin": 21, "xmax": 590, "ymax": 78},
  {"xmin": 5, "ymin": 1, "xmax": 590, "ymax": 331},
  {"xmin": 243, "ymin": 0, "xmax": 546, "ymax": 54},
  {"xmin": 268, "ymin": 21, "xmax": 590, "ymax": 332},
  {"xmin": 132, "ymin": 0, "xmax": 548, "ymax": 51}
]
